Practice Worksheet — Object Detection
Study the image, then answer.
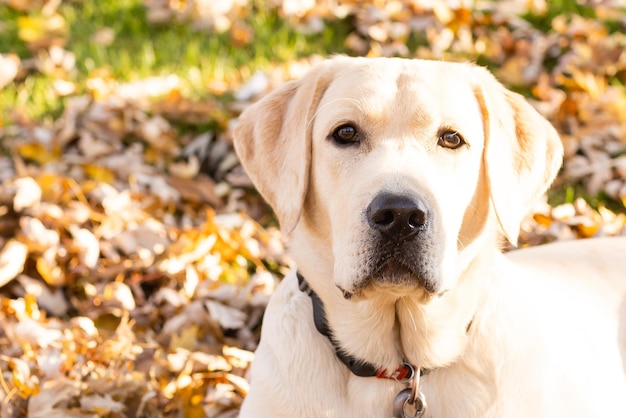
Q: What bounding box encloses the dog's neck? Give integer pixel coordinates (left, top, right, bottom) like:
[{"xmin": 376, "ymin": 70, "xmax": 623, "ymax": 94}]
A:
[
  {"xmin": 297, "ymin": 271, "xmax": 420, "ymax": 380},
  {"xmin": 293, "ymin": 238, "xmax": 498, "ymax": 373},
  {"xmin": 394, "ymin": 249, "xmax": 495, "ymax": 369}
]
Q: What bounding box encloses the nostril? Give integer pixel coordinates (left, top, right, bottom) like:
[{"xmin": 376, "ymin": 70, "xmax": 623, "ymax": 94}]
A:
[
  {"xmin": 408, "ymin": 210, "xmax": 427, "ymax": 228},
  {"xmin": 371, "ymin": 209, "xmax": 395, "ymax": 227}
]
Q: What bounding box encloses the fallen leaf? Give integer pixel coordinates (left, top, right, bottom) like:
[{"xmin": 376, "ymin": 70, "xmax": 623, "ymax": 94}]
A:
[
  {"xmin": 27, "ymin": 379, "xmax": 81, "ymax": 418},
  {"xmin": 16, "ymin": 275, "xmax": 69, "ymax": 317},
  {"xmin": 69, "ymin": 226, "xmax": 100, "ymax": 269},
  {"xmin": 79, "ymin": 393, "xmax": 125, "ymax": 414},
  {"xmin": 170, "ymin": 324, "xmax": 199, "ymax": 351},
  {"xmin": 0, "ymin": 53, "xmax": 20, "ymax": 89},
  {"xmin": 13, "ymin": 318, "xmax": 63, "ymax": 348},
  {"xmin": 17, "ymin": 13, "xmax": 67, "ymax": 50},
  {"xmin": 81, "ymin": 164, "xmax": 116, "ymax": 184},
  {"xmin": 205, "ymin": 300, "xmax": 246, "ymax": 330},
  {"xmin": 13, "ymin": 177, "xmax": 42, "ymax": 211},
  {"xmin": 16, "ymin": 142, "xmax": 59, "ymax": 165},
  {"xmin": 0, "ymin": 240, "xmax": 28, "ymax": 287},
  {"xmin": 10, "ymin": 357, "xmax": 39, "ymax": 397}
]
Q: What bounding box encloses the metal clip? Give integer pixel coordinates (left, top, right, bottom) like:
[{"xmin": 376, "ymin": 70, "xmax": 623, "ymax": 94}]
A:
[
  {"xmin": 393, "ymin": 388, "xmax": 426, "ymax": 418},
  {"xmin": 392, "ymin": 366, "xmax": 426, "ymax": 418}
]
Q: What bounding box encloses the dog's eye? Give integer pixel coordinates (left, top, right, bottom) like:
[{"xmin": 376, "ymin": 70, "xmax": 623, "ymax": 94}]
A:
[
  {"xmin": 330, "ymin": 124, "xmax": 360, "ymax": 145},
  {"xmin": 438, "ymin": 131, "xmax": 465, "ymax": 150}
]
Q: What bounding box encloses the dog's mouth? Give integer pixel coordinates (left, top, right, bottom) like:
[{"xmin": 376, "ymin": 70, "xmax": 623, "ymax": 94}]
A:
[
  {"xmin": 372, "ymin": 257, "xmax": 418, "ymax": 284},
  {"xmin": 341, "ymin": 251, "xmax": 440, "ymax": 300}
]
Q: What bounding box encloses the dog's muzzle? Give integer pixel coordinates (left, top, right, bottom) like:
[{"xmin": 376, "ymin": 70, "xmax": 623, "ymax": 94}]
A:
[{"xmin": 356, "ymin": 192, "xmax": 440, "ymax": 294}]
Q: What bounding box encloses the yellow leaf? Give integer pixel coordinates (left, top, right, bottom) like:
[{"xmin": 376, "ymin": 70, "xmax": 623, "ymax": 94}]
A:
[
  {"xmin": 178, "ymin": 385, "xmax": 207, "ymax": 418},
  {"xmin": 10, "ymin": 358, "xmax": 39, "ymax": 397},
  {"xmin": 24, "ymin": 293, "xmax": 39, "ymax": 319},
  {"xmin": 35, "ymin": 172, "xmax": 59, "ymax": 196},
  {"xmin": 532, "ymin": 213, "xmax": 552, "ymax": 227},
  {"xmin": 170, "ymin": 325, "xmax": 199, "ymax": 351},
  {"xmin": 17, "ymin": 142, "xmax": 58, "ymax": 165},
  {"xmin": 82, "ymin": 164, "xmax": 115, "ymax": 184},
  {"xmin": 17, "ymin": 14, "xmax": 66, "ymax": 44},
  {"xmin": 35, "ymin": 173, "xmax": 79, "ymax": 204},
  {"xmin": 575, "ymin": 221, "xmax": 599, "ymax": 238},
  {"xmin": 17, "ymin": 15, "xmax": 47, "ymax": 43},
  {"xmin": 36, "ymin": 257, "xmax": 64, "ymax": 286}
]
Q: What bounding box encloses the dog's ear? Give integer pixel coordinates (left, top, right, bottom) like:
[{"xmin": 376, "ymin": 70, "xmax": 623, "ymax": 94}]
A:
[
  {"xmin": 233, "ymin": 64, "xmax": 332, "ymax": 234},
  {"xmin": 473, "ymin": 67, "xmax": 563, "ymax": 246}
]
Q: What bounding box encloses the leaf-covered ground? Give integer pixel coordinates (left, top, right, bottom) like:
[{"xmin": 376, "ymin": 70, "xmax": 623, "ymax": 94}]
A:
[{"xmin": 1, "ymin": 1, "xmax": 626, "ymax": 417}]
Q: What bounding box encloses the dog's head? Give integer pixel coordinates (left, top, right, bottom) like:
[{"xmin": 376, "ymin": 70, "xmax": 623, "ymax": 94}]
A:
[{"xmin": 234, "ymin": 57, "xmax": 562, "ymax": 299}]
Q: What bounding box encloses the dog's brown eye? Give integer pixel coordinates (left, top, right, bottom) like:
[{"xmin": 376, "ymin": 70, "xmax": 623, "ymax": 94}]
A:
[
  {"xmin": 438, "ymin": 131, "xmax": 465, "ymax": 150},
  {"xmin": 331, "ymin": 124, "xmax": 359, "ymax": 145}
]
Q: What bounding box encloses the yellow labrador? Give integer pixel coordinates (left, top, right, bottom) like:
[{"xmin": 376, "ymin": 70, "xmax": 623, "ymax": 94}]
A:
[{"xmin": 233, "ymin": 57, "xmax": 626, "ymax": 418}]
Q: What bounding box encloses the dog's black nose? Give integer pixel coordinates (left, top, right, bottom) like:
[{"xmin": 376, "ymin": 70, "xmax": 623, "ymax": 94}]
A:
[{"xmin": 367, "ymin": 193, "xmax": 428, "ymax": 239}]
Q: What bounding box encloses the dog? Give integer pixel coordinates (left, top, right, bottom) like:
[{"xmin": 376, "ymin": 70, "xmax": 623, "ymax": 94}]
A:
[{"xmin": 233, "ymin": 57, "xmax": 626, "ymax": 418}]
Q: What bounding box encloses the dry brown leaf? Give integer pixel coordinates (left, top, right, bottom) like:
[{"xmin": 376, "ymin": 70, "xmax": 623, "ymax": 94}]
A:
[
  {"xmin": 166, "ymin": 174, "xmax": 222, "ymax": 208},
  {"xmin": 13, "ymin": 318, "xmax": 63, "ymax": 348},
  {"xmin": 170, "ymin": 324, "xmax": 199, "ymax": 351},
  {"xmin": 16, "ymin": 275, "xmax": 69, "ymax": 317},
  {"xmin": 27, "ymin": 379, "xmax": 82, "ymax": 418},
  {"xmin": 205, "ymin": 300, "xmax": 246, "ymax": 330},
  {"xmin": 79, "ymin": 393, "xmax": 125, "ymax": 414}
]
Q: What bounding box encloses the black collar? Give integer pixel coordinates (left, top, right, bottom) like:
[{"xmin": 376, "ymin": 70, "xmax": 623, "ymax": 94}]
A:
[{"xmin": 297, "ymin": 271, "xmax": 416, "ymax": 380}]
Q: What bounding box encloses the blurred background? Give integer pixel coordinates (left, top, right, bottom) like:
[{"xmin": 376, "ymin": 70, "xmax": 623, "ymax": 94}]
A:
[{"xmin": 1, "ymin": 0, "xmax": 625, "ymax": 417}]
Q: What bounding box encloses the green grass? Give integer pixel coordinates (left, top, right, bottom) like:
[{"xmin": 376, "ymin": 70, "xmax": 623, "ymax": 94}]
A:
[
  {"xmin": 2, "ymin": 0, "xmax": 623, "ymax": 124},
  {"xmin": 548, "ymin": 183, "xmax": 625, "ymax": 213},
  {"xmin": 0, "ymin": 0, "xmax": 351, "ymax": 124},
  {"xmin": 521, "ymin": 0, "xmax": 597, "ymax": 31}
]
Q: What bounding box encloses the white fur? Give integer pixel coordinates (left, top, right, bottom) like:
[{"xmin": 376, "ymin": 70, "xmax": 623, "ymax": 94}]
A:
[{"xmin": 233, "ymin": 57, "xmax": 626, "ymax": 418}]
